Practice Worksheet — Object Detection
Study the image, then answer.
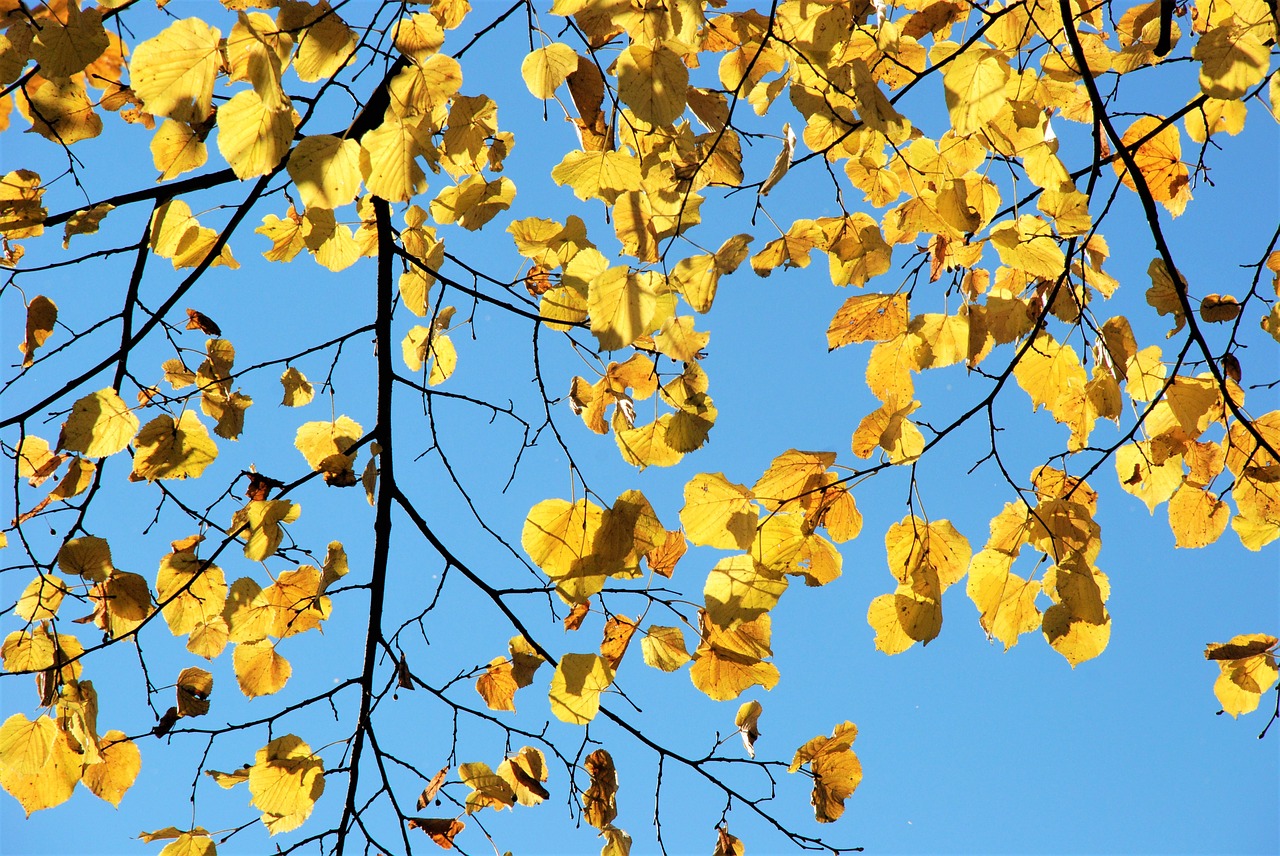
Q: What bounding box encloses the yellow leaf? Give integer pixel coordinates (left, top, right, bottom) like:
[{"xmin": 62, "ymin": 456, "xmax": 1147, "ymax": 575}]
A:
[
  {"xmin": 430, "ymin": 175, "xmax": 515, "ymax": 231},
  {"xmin": 0, "ymin": 170, "xmax": 47, "ymax": 239},
  {"xmin": 216, "ymin": 90, "xmax": 295, "ymax": 179},
  {"xmin": 966, "ymin": 550, "xmax": 1041, "ymax": 650},
  {"xmin": 989, "ymin": 215, "xmax": 1065, "ymax": 279},
  {"xmin": 58, "ymin": 387, "xmax": 138, "ymax": 458},
  {"xmin": 288, "ymin": 3, "xmax": 356, "ymax": 83},
  {"xmin": 1168, "ymin": 483, "xmax": 1230, "ymax": 548},
  {"xmin": 176, "ymin": 667, "xmax": 213, "ymax": 717},
  {"xmin": 392, "ymin": 13, "xmax": 445, "ymax": 63},
  {"xmin": 156, "ymin": 551, "xmax": 226, "ymax": 637},
  {"xmin": 599, "ymin": 615, "xmax": 639, "ymax": 671},
  {"xmin": 690, "ymin": 614, "xmax": 779, "ymax": 701},
  {"xmin": 522, "ymin": 498, "xmax": 608, "ymax": 602},
  {"xmin": 132, "ymin": 411, "xmax": 218, "ymax": 481},
  {"xmin": 1194, "ymin": 22, "xmax": 1268, "ymax": 99},
  {"xmin": 522, "ymin": 43, "xmax": 579, "ymax": 99},
  {"xmin": 294, "ymin": 416, "xmax": 362, "ymax": 472},
  {"xmin": 286, "ymin": 135, "xmax": 362, "ymax": 210},
  {"xmin": 588, "ymin": 266, "xmax": 660, "ymax": 351},
  {"xmin": 279, "ymin": 367, "xmax": 314, "ymax": 406},
  {"xmin": 0, "ymin": 714, "xmax": 81, "ymax": 815},
  {"xmin": 234, "ymin": 640, "xmax": 292, "ymax": 698},
  {"xmin": 360, "ymin": 118, "xmax": 428, "ymax": 202},
  {"xmin": 496, "ymin": 746, "xmax": 549, "ymax": 807},
  {"xmin": 788, "ymin": 722, "xmax": 862, "ymax": 823},
  {"xmin": 30, "ymin": 2, "xmax": 108, "ymax": 79},
  {"xmin": 151, "ymin": 120, "xmax": 208, "ymax": 182},
  {"xmin": 87, "ymin": 572, "xmax": 152, "ymax": 638},
  {"xmin": 548, "ymin": 653, "xmax": 614, "ymax": 725},
  {"xmin": 827, "ymin": 293, "xmax": 908, "ymax": 350},
  {"xmin": 551, "ymin": 150, "xmax": 643, "ymax": 203},
  {"xmin": 943, "ymin": 47, "xmax": 1009, "ymax": 135},
  {"xmin": 476, "ymin": 658, "xmax": 519, "ymax": 712},
  {"xmin": 15, "ymin": 575, "xmax": 69, "ymax": 621},
  {"xmin": 640, "ymin": 625, "xmax": 691, "ymax": 672},
  {"xmin": 231, "ymin": 500, "xmax": 301, "ymax": 562},
  {"xmin": 680, "ymin": 473, "xmax": 756, "ymax": 550},
  {"xmin": 247, "ymin": 735, "xmax": 324, "ymax": 832},
  {"xmin": 57, "ymin": 535, "xmax": 112, "ymax": 581},
  {"xmin": 616, "ymin": 42, "xmax": 689, "ymax": 126},
  {"xmin": 1204, "ymin": 634, "xmax": 1279, "ymax": 717},
  {"xmin": 262, "ymin": 567, "xmax": 328, "ymax": 638},
  {"xmin": 1042, "ymin": 559, "xmax": 1111, "ymax": 667},
  {"xmin": 17, "ymin": 75, "xmax": 102, "ymax": 145},
  {"xmin": 1114, "ymin": 117, "xmax": 1191, "ymax": 216},
  {"xmin": 704, "ymin": 555, "xmax": 788, "ymax": 629},
  {"xmin": 459, "ymin": 761, "xmax": 515, "ymax": 812},
  {"xmin": 150, "ymin": 200, "xmax": 239, "ymax": 270},
  {"xmin": 129, "ymin": 18, "xmax": 220, "ymax": 123},
  {"xmin": 735, "ymin": 699, "xmax": 763, "ymax": 758},
  {"xmin": 81, "ymin": 730, "xmax": 141, "ymax": 807}
]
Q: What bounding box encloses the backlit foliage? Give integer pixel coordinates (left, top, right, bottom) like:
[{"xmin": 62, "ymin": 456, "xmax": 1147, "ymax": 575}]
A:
[{"xmin": 0, "ymin": 0, "xmax": 1276, "ymax": 853}]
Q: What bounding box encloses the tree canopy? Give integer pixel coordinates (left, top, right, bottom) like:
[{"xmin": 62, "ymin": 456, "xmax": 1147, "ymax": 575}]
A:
[{"xmin": 1, "ymin": 0, "xmax": 1278, "ymax": 854}]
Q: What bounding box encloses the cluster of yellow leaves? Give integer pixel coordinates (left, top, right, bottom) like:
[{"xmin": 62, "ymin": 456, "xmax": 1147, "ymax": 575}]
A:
[
  {"xmin": 789, "ymin": 722, "xmax": 862, "ymax": 824},
  {"xmin": 0, "ymin": 688, "xmax": 141, "ymax": 816},
  {"xmin": 458, "ymin": 746, "xmax": 549, "ymax": 813},
  {"xmin": 1204, "ymin": 634, "xmax": 1278, "ymax": 717},
  {"xmin": 867, "ymin": 517, "xmax": 970, "ymax": 654},
  {"xmin": 966, "ymin": 468, "xmax": 1112, "ymax": 666}
]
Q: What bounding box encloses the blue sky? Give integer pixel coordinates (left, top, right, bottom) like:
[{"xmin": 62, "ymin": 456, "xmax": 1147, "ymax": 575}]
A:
[{"xmin": 2, "ymin": 1, "xmax": 1278, "ymax": 854}]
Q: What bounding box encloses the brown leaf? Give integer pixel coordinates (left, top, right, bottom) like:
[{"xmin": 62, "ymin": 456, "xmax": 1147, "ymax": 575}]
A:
[
  {"xmin": 564, "ymin": 601, "xmax": 590, "ymax": 631},
  {"xmin": 407, "ymin": 817, "xmax": 464, "ymax": 849},
  {"xmin": 582, "ymin": 748, "xmax": 617, "ymax": 830},
  {"xmin": 245, "ymin": 471, "xmax": 285, "ymax": 501},
  {"xmin": 397, "ymin": 653, "xmax": 415, "ymax": 689},
  {"xmin": 184, "ymin": 308, "xmax": 222, "ymax": 336},
  {"xmin": 417, "ymin": 767, "xmax": 449, "ymax": 810},
  {"xmin": 153, "ymin": 706, "xmax": 179, "ymax": 737}
]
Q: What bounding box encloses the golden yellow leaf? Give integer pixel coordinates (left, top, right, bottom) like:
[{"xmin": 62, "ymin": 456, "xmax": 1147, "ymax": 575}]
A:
[
  {"xmin": 86, "ymin": 572, "xmax": 152, "ymax": 638},
  {"xmin": 360, "ymin": 118, "xmax": 428, "ymax": 202},
  {"xmin": 294, "ymin": 416, "xmax": 362, "ymax": 473},
  {"xmin": 58, "ymin": 388, "xmax": 137, "ymax": 458},
  {"xmin": 714, "ymin": 826, "xmax": 746, "ymax": 856},
  {"xmin": 549, "ymin": 653, "xmax": 614, "ymax": 725},
  {"xmin": 150, "ymin": 200, "xmax": 239, "ymax": 270},
  {"xmin": 943, "ymin": 47, "xmax": 1009, "ymax": 135},
  {"xmin": 1168, "ymin": 483, "xmax": 1230, "ymax": 548},
  {"xmin": 1204, "ymin": 634, "xmax": 1279, "ymax": 717},
  {"xmin": 278, "ymin": 367, "xmax": 314, "ymax": 407},
  {"xmin": 30, "ymin": 2, "xmax": 108, "ymax": 79},
  {"xmin": 431, "ymin": 176, "xmax": 515, "ymax": 231},
  {"xmin": 247, "ymin": 735, "xmax": 324, "ymax": 832},
  {"xmin": 262, "ymin": 567, "xmax": 328, "ymax": 638},
  {"xmin": 1194, "ymin": 22, "xmax": 1268, "ymax": 99},
  {"xmin": 690, "ymin": 614, "xmax": 779, "ymax": 701},
  {"xmin": 288, "ymin": 3, "xmax": 356, "ymax": 83},
  {"xmin": 704, "ymin": 555, "xmax": 788, "ymax": 629},
  {"xmin": 587, "ymin": 266, "xmax": 660, "ymax": 351},
  {"xmin": 966, "ymin": 550, "xmax": 1041, "ymax": 650},
  {"xmin": 640, "ymin": 625, "xmax": 692, "ymax": 672},
  {"xmin": 391, "ymin": 12, "xmax": 444, "ymax": 63},
  {"xmin": 132, "ymin": 411, "xmax": 218, "ymax": 481},
  {"xmin": 156, "ymin": 551, "xmax": 226, "ymax": 637},
  {"xmin": 680, "ymin": 473, "xmax": 757, "ymax": 550},
  {"xmin": 827, "ymin": 293, "xmax": 908, "ymax": 350},
  {"xmin": 80, "ymin": 730, "xmax": 140, "ymax": 807},
  {"xmin": 496, "ymin": 746, "xmax": 549, "ymax": 807},
  {"xmin": 15, "ymin": 574, "xmax": 69, "ymax": 621},
  {"xmin": 57, "ymin": 535, "xmax": 112, "ymax": 582},
  {"xmin": 459, "ymin": 761, "xmax": 515, "ymax": 812},
  {"xmin": 1114, "ymin": 116, "xmax": 1191, "ymax": 215},
  {"xmin": 215, "ymin": 90, "xmax": 296, "ymax": 179},
  {"xmin": 788, "ymin": 722, "xmax": 862, "ymax": 823},
  {"xmin": 233, "ymin": 640, "xmax": 292, "ymax": 698},
  {"xmin": 130, "ymin": 18, "xmax": 220, "ymax": 123},
  {"xmin": 17, "ymin": 75, "xmax": 102, "ymax": 144},
  {"xmin": 599, "ymin": 615, "xmax": 639, "ymax": 671},
  {"xmin": 989, "ymin": 215, "xmax": 1066, "ymax": 279},
  {"xmin": 522, "ymin": 43, "xmax": 578, "ymax": 99},
  {"xmin": 476, "ymin": 658, "xmax": 519, "ymax": 712},
  {"xmin": 616, "ymin": 42, "xmax": 688, "ymax": 126},
  {"xmin": 286, "ymin": 135, "xmax": 362, "ymax": 210},
  {"xmin": 0, "ymin": 714, "xmax": 81, "ymax": 815},
  {"xmin": 551, "ymin": 150, "xmax": 643, "ymax": 203},
  {"xmin": 151, "ymin": 120, "xmax": 208, "ymax": 182},
  {"xmin": 522, "ymin": 498, "xmax": 608, "ymax": 602},
  {"xmin": 1042, "ymin": 559, "xmax": 1111, "ymax": 667},
  {"xmin": 176, "ymin": 666, "xmax": 213, "ymax": 718}
]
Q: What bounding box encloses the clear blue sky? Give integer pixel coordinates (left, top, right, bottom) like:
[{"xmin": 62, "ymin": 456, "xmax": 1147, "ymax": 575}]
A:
[{"xmin": 2, "ymin": 2, "xmax": 1277, "ymax": 855}]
